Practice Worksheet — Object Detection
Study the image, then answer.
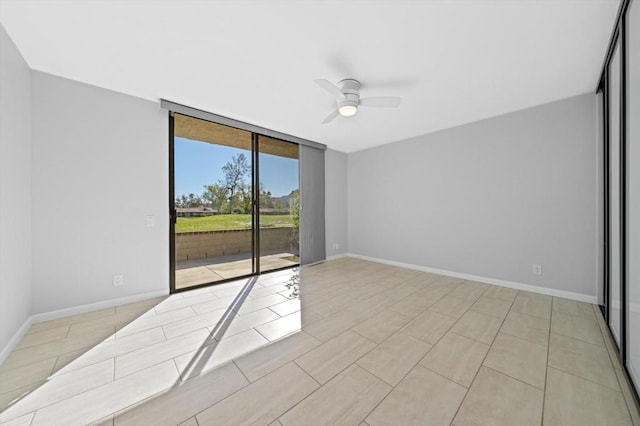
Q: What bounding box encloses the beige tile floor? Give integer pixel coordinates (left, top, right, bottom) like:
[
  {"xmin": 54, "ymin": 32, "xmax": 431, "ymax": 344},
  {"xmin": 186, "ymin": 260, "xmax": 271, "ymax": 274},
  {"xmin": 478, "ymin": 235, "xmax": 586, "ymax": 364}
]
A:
[{"xmin": 1, "ymin": 257, "xmax": 639, "ymax": 425}]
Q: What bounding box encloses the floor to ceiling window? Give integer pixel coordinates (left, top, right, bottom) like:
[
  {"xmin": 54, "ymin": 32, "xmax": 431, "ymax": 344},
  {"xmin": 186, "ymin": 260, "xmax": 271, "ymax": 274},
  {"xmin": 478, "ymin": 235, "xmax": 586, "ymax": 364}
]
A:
[
  {"xmin": 162, "ymin": 97, "xmax": 326, "ymax": 292},
  {"xmin": 170, "ymin": 113, "xmax": 300, "ymax": 291}
]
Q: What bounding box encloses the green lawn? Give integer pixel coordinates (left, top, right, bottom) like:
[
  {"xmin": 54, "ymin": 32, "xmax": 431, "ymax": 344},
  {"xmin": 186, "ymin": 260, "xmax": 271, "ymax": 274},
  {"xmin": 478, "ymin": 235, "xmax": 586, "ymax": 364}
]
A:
[{"xmin": 176, "ymin": 214, "xmax": 294, "ymax": 232}]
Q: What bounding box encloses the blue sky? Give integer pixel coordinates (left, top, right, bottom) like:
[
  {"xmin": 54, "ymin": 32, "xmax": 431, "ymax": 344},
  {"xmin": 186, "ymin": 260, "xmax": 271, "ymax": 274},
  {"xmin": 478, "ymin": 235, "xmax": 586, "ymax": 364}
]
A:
[{"xmin": 175, "ymin": 137, "xmax": 298, "ymax": 198}]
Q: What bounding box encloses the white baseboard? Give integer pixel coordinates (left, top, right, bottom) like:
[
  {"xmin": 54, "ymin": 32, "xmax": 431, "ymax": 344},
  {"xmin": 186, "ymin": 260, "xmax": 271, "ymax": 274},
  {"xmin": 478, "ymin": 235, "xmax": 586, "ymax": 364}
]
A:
[
  {"xmin": 0, "ymin": 316, "xmax": 34, "ymax": 366},
  {"xmin": 326, "ymin": 253, "xmax": 349, "ymax": 261},
  {"xmin": 345, "ymin": 253, "xmax": 598, "ymax": 304},
  {"xmin": 0, "ymin": 290, "xmax": 168, "ymax": 366},
  {"xmin": 30, "ymin": 290, "xmax": 169, "ymax": 324}
]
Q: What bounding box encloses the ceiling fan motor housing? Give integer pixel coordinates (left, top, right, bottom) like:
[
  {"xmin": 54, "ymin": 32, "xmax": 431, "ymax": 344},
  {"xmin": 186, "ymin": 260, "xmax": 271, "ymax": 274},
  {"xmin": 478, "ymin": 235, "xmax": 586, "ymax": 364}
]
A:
[{"xmin": 338, "ymin": 78, "xmax": 361, "ymax": 94}]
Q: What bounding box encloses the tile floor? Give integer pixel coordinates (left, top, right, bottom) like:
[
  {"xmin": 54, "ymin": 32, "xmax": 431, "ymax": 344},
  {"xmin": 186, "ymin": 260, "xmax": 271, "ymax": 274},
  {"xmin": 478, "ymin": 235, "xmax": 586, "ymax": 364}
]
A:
[{"xmin": 1, "ymin": 257, "xmax": 639, "ymax": 425}]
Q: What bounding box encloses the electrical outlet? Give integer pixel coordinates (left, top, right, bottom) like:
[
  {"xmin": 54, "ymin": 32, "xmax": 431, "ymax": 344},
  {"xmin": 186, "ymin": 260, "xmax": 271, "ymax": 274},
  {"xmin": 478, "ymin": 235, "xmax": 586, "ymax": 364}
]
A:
[
  {"xmin": 113, "ymin": 274, "xmax": 124, "ymax": 286},
  {"xmin": 532, "ymin": 264, "xmax": 542, "ymax": 275},
  {"xmin": 333, "ymin": 243, "xmax": 340, "ymax": 250}
]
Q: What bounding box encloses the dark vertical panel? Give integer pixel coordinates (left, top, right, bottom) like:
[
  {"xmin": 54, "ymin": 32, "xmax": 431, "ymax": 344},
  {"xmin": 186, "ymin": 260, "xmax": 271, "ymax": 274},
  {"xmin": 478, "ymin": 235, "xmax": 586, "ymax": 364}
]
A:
[
  {"xmin": 299, "ymin": 145, "xmax": 326, "ymax": 264},
  {"xmin": 620, "ymin": 14, "xmax": 628, "ymax": 366},
  {"xmin": 169, "ymin": 112, "xmax": 176, "ymax": 293},
  {"xmin": 253, "ymin": 133, "xmax": 260, "ymax": 274},
  {"xmin": 603, "ymin": 71, "xmax": 610, "ymax": 321}
]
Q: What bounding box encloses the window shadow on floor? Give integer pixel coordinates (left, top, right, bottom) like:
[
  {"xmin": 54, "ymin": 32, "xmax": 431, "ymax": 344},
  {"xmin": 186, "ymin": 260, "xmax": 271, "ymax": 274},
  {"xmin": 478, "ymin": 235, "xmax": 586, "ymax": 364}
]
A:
[{"xmin": 177, "ymin": 276, "xmax": 259, "ymax": 381}]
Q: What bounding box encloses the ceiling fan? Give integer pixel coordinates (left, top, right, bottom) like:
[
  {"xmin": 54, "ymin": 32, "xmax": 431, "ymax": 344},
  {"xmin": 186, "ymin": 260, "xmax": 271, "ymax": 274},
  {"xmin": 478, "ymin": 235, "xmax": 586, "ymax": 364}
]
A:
[{"xmin": 314, "ymin": 78, "xmax": 402, "ymax": 124}]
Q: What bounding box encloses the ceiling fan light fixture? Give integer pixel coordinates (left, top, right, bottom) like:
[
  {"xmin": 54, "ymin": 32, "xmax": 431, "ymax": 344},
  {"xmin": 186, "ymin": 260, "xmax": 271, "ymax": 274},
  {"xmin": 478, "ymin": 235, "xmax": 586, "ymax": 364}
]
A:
[
  {"xmin": 339, "ymin": 104, "xmax": 358, "ymax": 117},
  {"xmin": 315, "ymin": 78, "xmax": 401, "ymax": 124}
]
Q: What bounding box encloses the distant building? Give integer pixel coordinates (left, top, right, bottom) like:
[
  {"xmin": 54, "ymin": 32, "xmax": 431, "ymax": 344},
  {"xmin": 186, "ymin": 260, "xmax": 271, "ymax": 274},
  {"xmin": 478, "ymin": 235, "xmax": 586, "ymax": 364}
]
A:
[{"xmin": 176, "ymin": 206, "xmax": 219, "ymax": 217}]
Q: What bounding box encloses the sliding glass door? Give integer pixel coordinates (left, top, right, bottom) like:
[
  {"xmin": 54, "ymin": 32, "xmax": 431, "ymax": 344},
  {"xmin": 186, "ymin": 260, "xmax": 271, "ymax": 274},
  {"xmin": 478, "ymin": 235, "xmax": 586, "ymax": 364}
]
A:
[
  {"xmin": 170, "ymin": 114, "xmax": 300, "ymax": 291},
  {"xmin": 172, "ymin": 115, "xmax": 255, "ymax": 290},
  {"xmin": 257, "ymin": 136, "xmax": 300, "ymax": 273}
]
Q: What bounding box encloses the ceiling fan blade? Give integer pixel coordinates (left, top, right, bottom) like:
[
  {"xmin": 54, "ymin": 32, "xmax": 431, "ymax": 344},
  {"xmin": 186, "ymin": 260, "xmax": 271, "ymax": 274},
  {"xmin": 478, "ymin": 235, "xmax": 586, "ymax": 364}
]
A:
[
  {"xmin": 359, "ymin": 96, "xmax": 402, "ymax": 108},
  {"xmin": 314, "ymin": 79, "xmax": 346, "ymax": 99},
  {"xmin": 321, "ymin": 109, "xmax": 340, "ymax": 124}
]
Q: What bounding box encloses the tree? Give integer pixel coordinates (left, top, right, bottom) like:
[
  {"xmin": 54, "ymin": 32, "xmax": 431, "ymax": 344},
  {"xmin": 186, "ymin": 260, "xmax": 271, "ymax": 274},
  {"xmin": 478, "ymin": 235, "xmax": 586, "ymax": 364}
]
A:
[
  {"xmin": 175, "ymin": 194, "xmax": 188, "ymax": 208},
  {"xmin": 202, "ymin": 183, "xmax": 227, "ymax": 212},
  {"xmin": 258, "ymin": 183, "xmax": 273, "ymax": 209},
  {"xmin": 222, "ymin": 153, "xmax": 250, "ymax": 213},
  {"xmin": 186, "ymin": 193, "xmax": 202, "ymax": 207},
  {"xmin": 239, "ymin": 184, "xmax": 252, "ymax": 214}
]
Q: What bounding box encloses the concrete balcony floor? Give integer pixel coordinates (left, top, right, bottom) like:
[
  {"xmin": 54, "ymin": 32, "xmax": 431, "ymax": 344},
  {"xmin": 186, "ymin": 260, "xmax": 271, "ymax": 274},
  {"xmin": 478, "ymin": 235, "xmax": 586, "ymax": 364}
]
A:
[{"xmin": 176, "ymin": 252, "xmax": 298, "ymax": 290}]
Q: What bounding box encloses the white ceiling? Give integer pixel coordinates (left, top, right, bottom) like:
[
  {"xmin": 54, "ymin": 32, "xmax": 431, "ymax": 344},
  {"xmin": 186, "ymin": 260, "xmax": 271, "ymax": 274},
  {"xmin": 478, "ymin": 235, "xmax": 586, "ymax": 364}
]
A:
[{"xmin": 0, "ymin": 0, "xmax": 619, "ymax": 152}]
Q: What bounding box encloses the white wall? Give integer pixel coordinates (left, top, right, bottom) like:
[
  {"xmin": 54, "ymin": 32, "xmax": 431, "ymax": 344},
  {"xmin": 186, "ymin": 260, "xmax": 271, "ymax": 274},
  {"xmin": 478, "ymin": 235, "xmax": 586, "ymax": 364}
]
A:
[
  {"xmin": 0, "ymin": 25, "xmax": 32, "ymax": 352},
  {"xmin": 349, "ymin": 94, "xmax": 598, "ymax": 298},
  {"xmin": 325, "ymin": 148, "xmax": 348, "ymax": 257},
  {"xmin": 31, "ymin": 72, "xmax": 168, "ymax": 314}
]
